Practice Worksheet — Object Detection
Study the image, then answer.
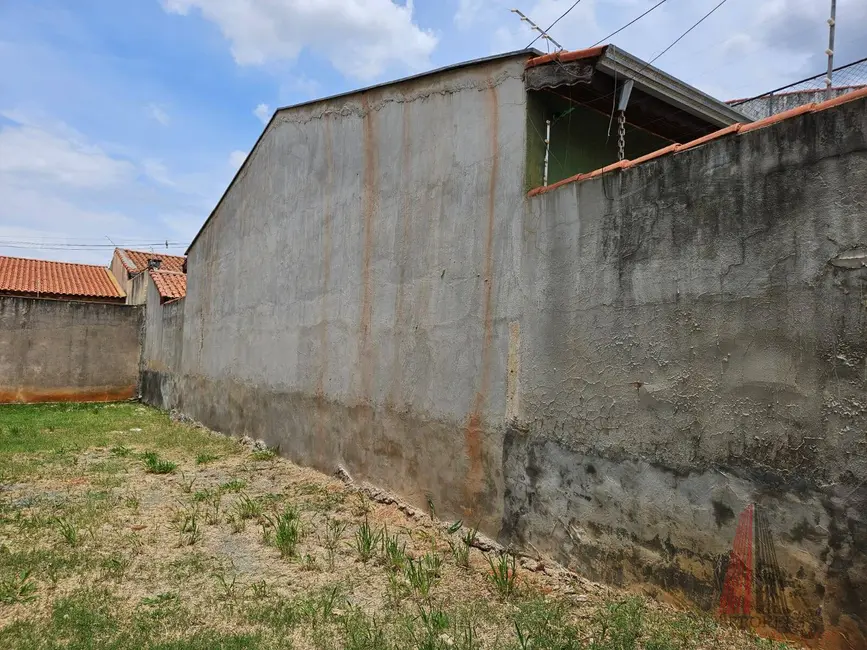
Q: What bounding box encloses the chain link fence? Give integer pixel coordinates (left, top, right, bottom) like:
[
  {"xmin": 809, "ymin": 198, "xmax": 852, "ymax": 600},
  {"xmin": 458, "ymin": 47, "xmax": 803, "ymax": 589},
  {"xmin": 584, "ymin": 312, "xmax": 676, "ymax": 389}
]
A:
[{"xmin": 728, "ymin": 57, "xmax": 867, "ymax": 121}]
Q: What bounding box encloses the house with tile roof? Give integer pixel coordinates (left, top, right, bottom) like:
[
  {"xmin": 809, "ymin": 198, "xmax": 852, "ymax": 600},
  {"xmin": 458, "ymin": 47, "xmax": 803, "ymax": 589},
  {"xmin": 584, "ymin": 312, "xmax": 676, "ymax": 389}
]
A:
[
  {"xmin": 110, "ymin": 248, "xmax": 186, "ymax": 305},
  {"xmin": 0, "ymin": 255, "xmax": 126, "ymax": 303}
]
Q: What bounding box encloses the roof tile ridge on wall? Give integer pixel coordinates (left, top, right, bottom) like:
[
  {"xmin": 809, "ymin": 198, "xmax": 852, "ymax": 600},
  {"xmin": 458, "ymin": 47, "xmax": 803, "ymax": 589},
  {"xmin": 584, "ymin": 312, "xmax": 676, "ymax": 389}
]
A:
[
  {"xmin": 527, "ymin": 86, "xmax": 867, "ymax": 197},
  {"xmin": 525, "ymin": 45, "xmax": 608, "ymax": 69},
  {"xmin": 105, "ymin": 267, "xmax": 127, "ymax": 299}
]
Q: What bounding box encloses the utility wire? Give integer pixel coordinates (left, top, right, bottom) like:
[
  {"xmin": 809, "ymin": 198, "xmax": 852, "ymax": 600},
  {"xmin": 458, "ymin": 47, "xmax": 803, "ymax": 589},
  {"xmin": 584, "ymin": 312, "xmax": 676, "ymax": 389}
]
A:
[
  {"xmin": 565, "ymin": 0, "xmax": 733, "ymax": 123},
  {"xmin": 646, "ymin": 0, "xmax": 730, "ymax": 66},
  {"xmin": 526, "ymin": 0, "xmax": 583, "ymax": 49},
  {"xmin": 591, "ymin": 0, "xmax": 669, "ymax": 47}
]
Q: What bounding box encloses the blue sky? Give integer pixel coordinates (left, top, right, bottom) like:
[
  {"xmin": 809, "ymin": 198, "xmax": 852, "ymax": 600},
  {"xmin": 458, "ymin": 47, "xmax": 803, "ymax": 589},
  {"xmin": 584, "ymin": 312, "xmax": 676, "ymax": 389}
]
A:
[{"xmin": 1, "ymin": 0, "xmax": 864, "ymax": 264}]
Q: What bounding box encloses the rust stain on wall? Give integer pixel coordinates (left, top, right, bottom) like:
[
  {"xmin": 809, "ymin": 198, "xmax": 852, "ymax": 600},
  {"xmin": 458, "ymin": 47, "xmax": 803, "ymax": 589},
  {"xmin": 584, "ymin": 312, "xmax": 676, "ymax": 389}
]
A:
[
  {"xmin": 313, "ymin": 115, "xmax": 336, "ymax": 465},
  {"xmin": 316, "ymin": 114, "xmax": 335, "ymax": 399},
  {"xmin": 388, "ymin": 96, "xmax": 413, "ymax": 407},
  {"xmin": 358, "ymin": 94, "xmax": 378, "ymax": 403},
  {"xmin": 0, "ymin": 386, "xmax": 136, "ymax": 404},
  {"xmin": 463, "ymin": 82, "xmax": 499, "ymax": 512}
]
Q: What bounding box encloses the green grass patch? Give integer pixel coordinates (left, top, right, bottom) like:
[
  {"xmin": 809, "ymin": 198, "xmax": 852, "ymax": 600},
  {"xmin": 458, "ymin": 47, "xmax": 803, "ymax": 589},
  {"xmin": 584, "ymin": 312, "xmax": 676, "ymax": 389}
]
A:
[{"xmin": 0, "ymin": 403, "xmax": 240, "ymax": 461}]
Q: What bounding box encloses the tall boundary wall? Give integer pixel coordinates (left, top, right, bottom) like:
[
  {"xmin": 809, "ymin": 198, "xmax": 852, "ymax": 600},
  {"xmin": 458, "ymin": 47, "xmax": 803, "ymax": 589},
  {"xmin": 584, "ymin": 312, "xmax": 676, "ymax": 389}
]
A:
[
  {"xmin": 0, "ymin": 297, "xmax": 143, "ymax": 403},
  {"xmin": 140, "ymin": 62, "xmax": 867, "ymax": 650}
]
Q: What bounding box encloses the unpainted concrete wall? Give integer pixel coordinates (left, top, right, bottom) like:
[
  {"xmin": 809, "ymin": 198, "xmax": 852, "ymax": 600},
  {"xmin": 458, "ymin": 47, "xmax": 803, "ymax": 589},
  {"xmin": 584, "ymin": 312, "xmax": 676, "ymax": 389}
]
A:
[
  {"xmin": 110, "ymin": 251, "xmax": 132, "ymax": 302},
  {"xmin": 128, "ymin": 271, "xmax": 150, "ymax": 306},
  {"xmin": 143, "ymin": 55, "xmax": 530, "ymax": 534},
  {"xmin": 513, "ymin": 97, "xmax": 867, "ymax": 648},
  {"xmin": 141, "ymin": 58, "xmax": 867, "ymax": 648},
  {"xmin": 141, "ymin": 279, "xmax": 184, "ymax": 406},
  {"xmin": 0, "ymin": 296, "xmax": 142, "ymax": 403}
]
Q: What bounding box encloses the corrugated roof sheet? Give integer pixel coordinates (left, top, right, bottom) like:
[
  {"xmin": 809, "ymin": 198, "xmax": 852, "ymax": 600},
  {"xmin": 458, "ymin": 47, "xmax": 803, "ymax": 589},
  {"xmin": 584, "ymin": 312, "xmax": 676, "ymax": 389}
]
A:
[
  {"xmin": 149, "ymin": 269, "xmax": 186, "ymax": 300},
  {"xmin": 0, "ymin": 255, "xmax": 125, "ymax": 299},
  {"xmin": 528, "ymin": 85, "xmax": 867, "ymax": 197},
  {"xmin": 116, "ymin": 248, "xmax": 185, "ymax": 274}
]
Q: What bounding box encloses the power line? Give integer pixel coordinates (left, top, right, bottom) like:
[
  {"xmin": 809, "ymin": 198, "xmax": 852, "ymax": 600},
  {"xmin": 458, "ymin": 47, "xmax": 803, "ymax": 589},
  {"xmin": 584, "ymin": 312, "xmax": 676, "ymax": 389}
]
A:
[
  {"xmin": 0, "ymin": 242, "xmax": 188, "ymax": 251},
  {"xmin": 591, "ymin": 0, "xmax": 669, "ymax": 47},
  {"xmin": 0, "ymin": 235, "xmax": 186, "ymax": 243},
  {"xmin": 563, "ymin": 0, "xmax": 733, "ymax": 119},
  {"xmin": 525, "ymin": 0, "xmax": 583, "ymax": 49},
  {"xmin": 646, "ymin": 0, "xmax": 730, "ymax": 67}
]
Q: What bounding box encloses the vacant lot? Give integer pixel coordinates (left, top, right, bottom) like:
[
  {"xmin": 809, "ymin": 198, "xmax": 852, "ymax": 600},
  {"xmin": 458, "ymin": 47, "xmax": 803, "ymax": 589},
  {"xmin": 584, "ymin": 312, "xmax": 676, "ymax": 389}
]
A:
[{"xmin": 0, "ymin": 403, "xmax": 791, "ymax": 649}]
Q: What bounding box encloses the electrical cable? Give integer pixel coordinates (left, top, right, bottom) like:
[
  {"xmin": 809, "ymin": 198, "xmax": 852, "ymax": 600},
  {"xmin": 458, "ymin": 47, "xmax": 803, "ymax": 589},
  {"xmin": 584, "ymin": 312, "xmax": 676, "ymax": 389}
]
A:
[
  {"xmin": 591, "ymin": 0, "xmax": 669, "ymax": 47},
  {"xmin": 645, "ymin": 0, "xmax": 730, "ymax": 67},
  {"xmin": 548, "ymin": 0, "xmax": 734, "ymax": 142},
  {"xmin": 526, "ymin": 0, "xmax": 583, "ymax": 49}
]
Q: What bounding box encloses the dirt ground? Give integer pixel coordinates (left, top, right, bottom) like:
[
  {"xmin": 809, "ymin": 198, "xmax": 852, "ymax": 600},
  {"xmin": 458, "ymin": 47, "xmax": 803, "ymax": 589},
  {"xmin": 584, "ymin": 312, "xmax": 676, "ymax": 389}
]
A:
[{"xmin": 0, "ymin": 402, "xmax": 794, "ymax": 649}]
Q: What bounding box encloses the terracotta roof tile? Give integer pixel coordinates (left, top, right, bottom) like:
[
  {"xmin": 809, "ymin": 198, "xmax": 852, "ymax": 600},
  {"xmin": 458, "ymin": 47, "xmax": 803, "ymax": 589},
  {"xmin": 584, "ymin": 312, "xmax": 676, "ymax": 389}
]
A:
[
  {"xmin": 525, "ymin": 45, "xmax": 608, "ymax": 69},
  {"xmin": 675, "ymin": 123, "xmax": 742, "ymax": 152},
  {"xmin": 528, "ymin": 86, "xmax": 867, "ymax": 197},
  {"xmin": 525, "ymin": 45, "xmax": 608, "ymax": 68},
  {"xmin": 738, "ymin": 102, "xmax": 816, "ymax": 133},
  {"xmin": 0, "ymin": 255, "xmax": 125, "ymax": 299},
  {"xmin": 149, "ymin": 269, "xmax": 186, "ymax": 300},
  {"xmin": 116, "ymin": 248, "xmax": 185, "ymax": 274}
]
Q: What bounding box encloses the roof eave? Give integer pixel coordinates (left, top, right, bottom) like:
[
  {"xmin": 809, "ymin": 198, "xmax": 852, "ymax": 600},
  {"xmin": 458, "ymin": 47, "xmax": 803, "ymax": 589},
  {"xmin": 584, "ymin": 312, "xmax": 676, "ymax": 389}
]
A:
[{"xmin": 596, "ymin": 47, "xmax": 753, "ymax": 127}]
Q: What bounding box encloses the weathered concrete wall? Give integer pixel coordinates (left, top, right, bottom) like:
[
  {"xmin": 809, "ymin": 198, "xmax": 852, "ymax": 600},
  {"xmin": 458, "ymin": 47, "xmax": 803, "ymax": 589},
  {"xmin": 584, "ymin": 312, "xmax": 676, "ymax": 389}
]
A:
[
  {"xmin": 513, "ymin": 97, "xmax": 867, "ymax": 648},
  {"xmin": 128, "ymin": 270, "xmax": 150, "ymax": 306},
  {"xmin": 142, "ymin": 55, "xmax": 867, "ymax": 647},
  {"xmin": 145, "ymin": 55, "xmax": 530, "ymax": 534},
  {"xmin": 110, "ymin": 251, "xmax": 132, "ymax": 302},
  {"xmin": 0, "ymin": 297, "xmax": 142, "ymax": 403},
  {"xmin": 140, "ymin": 279, "xmax": 184, "ymax": 407}
]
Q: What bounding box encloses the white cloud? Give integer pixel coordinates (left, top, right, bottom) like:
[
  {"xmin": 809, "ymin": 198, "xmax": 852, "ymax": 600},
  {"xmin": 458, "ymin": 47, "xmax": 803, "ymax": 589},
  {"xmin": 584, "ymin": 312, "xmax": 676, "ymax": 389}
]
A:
[
  {"xmin": 0, "ymin": 110, "xmax": 218, "ymax": 264},
  {"xmin": 453, "ymin": 0, "xmax": 867, "ymax": 101},
  {"xmin": 229, "ymin": 150, "xmax": 248, "ymax": 169},
  {"xmin": 147, "ymin": 102, "xmax": 171, "ymax": 125},
  {"xmin": 142, "ymin": 159, "xmax": 175, "ymax": 186},
  {"xmin": 253, "ymin": 102, "xmax": 270, "ymax": 124},
  {"xmin": 0, "ymin": 114, "xmax": 134, "ymax": 188},
  {"xmin": 161, "ymin": 0, "xmax": 439, "ymax": 80}
]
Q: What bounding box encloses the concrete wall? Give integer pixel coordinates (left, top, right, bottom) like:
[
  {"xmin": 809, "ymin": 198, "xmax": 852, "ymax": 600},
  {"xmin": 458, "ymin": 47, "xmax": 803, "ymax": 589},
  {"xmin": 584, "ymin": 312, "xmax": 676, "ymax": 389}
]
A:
[
  {"xmin": 141, "ymin": 279, "xmax": 184, "ymax": 406},
  {"xmin": 143, "ymin": 54, "xmax": 530, "ymax": 534},
  {"xmin": 141, "ymin": 55, "xmax": 867, "ymax": 648},
  {"xmin": 512, "ymin": 97, "xmax": 867, "ymax": 648},
  {"xmin": 128, "ymin": 270, "xmax": 150, "ymax": 306},
  {"xmin": 110, "ymin": 251, "xmax": 132, "ymax": 302},
  {"xmin": 0, "ymin": 297, "xmax": 142, "ymax": 403}
]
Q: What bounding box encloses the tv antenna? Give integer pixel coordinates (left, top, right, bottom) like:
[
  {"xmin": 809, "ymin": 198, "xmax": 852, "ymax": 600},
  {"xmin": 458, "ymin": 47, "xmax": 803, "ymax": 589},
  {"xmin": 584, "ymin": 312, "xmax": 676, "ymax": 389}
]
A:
[{"xmin": 511, "ymin": 9, "xmax": 563, "ymax": 51}]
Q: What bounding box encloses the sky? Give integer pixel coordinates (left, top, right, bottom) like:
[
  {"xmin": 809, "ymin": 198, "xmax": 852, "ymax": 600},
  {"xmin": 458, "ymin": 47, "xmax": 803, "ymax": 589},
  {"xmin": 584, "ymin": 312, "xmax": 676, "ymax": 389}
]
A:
[{"xmin": 0, "ymin": 0, "xmax": 864, "ymax": 265}]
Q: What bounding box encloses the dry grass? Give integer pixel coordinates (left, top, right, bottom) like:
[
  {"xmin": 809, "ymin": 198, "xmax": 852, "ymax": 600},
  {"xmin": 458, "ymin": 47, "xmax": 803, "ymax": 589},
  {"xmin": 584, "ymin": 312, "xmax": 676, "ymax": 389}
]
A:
[{"xmin": 0, "ymin": 402, "xmax": 795, "ymax": 649}]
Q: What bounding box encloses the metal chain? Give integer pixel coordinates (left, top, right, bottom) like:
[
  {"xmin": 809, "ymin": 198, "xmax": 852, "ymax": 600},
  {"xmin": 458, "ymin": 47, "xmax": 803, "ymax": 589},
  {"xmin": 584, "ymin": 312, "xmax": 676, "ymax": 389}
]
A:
[{"xmin": 617, "ymin": 111, "xmax": 627, "ymax": 162}]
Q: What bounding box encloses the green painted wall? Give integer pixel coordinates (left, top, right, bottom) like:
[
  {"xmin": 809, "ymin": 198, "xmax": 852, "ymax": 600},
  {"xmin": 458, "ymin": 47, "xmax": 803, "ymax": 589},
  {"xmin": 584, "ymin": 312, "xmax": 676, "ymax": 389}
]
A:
[{"xmin": 526, "ymin": 90, "xmax": 672, "ymax": 189}]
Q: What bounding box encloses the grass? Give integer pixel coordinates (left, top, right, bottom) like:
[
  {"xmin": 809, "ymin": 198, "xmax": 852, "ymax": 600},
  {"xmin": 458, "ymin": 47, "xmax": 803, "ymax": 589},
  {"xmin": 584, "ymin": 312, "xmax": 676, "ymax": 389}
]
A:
[
  {"xmin": 0, "ymin": 570, "xmax": 38, "ymax": 604},
  {"xmin": 262, "ymin": 505, "xmax": 303, "ymax": 558},
  {"xmin": 142, "ymin": 451, "xmax": 177, "ymax": 474},
  {"xmin": 0, "ymin": 403, "xmax": 798, "ymax": 650},
  {"xmin": 486, "ymin": 553, "xmax": 518, "ymax": 600},
  {"xmin": 55, "ymin": 517, "xmax": 79, "ymax": 547},
  {"xmin": 353, "ymin": 516, "xmax": 381, "ymax": 562}
]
